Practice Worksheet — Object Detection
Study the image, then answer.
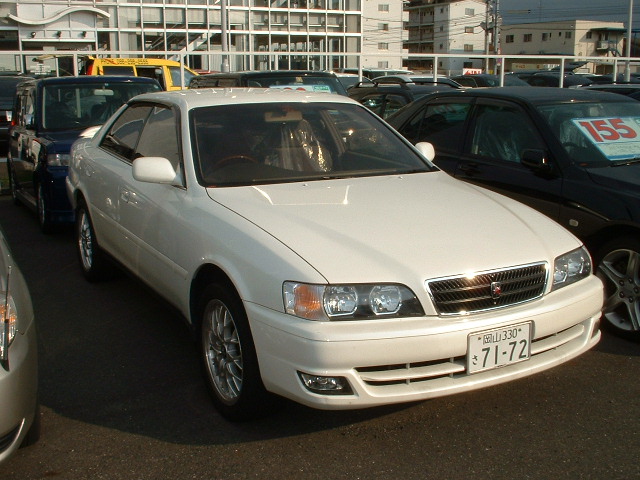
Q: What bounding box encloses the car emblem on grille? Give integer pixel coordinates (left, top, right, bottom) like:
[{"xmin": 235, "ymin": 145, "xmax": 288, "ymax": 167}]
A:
[{"xmin": 490, "ymin": 281, "xmax": 502, "ymax": 300}]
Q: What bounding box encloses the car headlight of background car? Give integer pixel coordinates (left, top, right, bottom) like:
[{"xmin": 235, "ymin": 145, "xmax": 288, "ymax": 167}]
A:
[
  {"xmin": 0, "ymin": 293, "xmax": 17, "ymax": 362},
  {"xmin": 47, "ymin": 153, "xmax": 71, "ymax": 166},
  {"xmin": 552, "ymin": 246, "xmax": 592, "ymax": 291},
  {"xmin": 283, "ymin": 282, "xmax": 424, "ymax": 320}
]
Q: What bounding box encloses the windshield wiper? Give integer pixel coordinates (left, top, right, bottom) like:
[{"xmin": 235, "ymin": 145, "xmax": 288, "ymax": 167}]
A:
[{"xmin": 611, "ymin": 157, "xmax": 640, "ymax": 167}]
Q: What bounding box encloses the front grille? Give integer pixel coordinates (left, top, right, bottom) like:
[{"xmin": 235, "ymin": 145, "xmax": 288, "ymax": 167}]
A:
[{"xmin": 426, "ymin": 263, "xmax": 547, "ymax": 315}]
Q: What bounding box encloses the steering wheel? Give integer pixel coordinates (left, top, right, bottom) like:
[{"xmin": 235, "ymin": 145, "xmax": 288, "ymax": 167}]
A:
[{"xmin": 215, "ymin": 155, "xmax": 258, "ymax": 169}]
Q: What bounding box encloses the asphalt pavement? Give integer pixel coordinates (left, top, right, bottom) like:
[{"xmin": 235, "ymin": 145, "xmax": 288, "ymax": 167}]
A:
[{"xmin": 0, "ymin": 194, "xmax": 638, "ymax": 480}]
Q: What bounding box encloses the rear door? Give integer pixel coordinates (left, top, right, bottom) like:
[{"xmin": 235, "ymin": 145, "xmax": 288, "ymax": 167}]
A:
[{"xmin": 9, "ymin": 85, "xmax": 37, "ymax": 197}]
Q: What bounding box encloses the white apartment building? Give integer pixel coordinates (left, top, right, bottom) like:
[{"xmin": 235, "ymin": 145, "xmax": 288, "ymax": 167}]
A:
[
  {"xmin": 501, "ymin": 20, "xmax": 626, "ymax": 74},
  {"xmin": 360, "ymin": 0, "xmax": 408, "ymax": 70},
  {"xmin": 0, "ymin": 0, "xmax": 378, "ymax": 75},
  {"xmin": 404, "ymin": 0, "xmax": 488, "ymax": 75}
]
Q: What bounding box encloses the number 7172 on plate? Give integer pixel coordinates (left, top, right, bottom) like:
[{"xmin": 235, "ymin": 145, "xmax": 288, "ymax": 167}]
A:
[{"xmin": 467, "ymin": 322, "xmax": 532, "ymax": 374}]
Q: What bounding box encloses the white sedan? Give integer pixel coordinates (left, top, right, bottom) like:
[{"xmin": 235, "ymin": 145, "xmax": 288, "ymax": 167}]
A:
[{"xmin": 67, "ymin": 88, "xmax": 603, "ymax": 421}]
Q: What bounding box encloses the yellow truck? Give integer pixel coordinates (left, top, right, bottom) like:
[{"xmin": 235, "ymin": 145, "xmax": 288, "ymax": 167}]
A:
[{"xmin": 81, "ymin": 56, "xmax": 198, "ymax": 91}]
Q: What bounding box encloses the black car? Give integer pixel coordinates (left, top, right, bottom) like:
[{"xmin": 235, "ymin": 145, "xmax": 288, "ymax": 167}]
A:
[
  {"xmin": 188, "ymin": 70, "xmax": 348, "ymax": 95},
  {"xmin": 348, "ymin": 82, "xmax": 457, "ymax": 118},
  {"xmin": 387, "ymin": 86, "xmax": 640, "ymax": 340},
  {"xmin": 7, "ymin": 75, "xmax": 162, "ymax": 232},
  {"xmin": 526, "ymin": 72, "xmax": 593, "ymax": 88},
  {"xmin": 449, "ymin": 73, "xmax": 530, "ymax": 88},
  {"xmin": 0, "ymin": 75, "xmax": 31, "ymax": 152}
]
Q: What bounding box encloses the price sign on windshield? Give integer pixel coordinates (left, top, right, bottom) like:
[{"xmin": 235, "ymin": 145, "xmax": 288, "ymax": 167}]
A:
[{"xmin": 573, "ymin": 116, "xmax": 640, "ymax": 160}]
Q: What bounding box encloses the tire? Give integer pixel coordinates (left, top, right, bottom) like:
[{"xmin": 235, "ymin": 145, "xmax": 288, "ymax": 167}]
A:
[
  {"xmin": 37, "ymin": 184, "xmax": 53, "ymax": 234},
  {"xmin": 595, "ymin": 236, "xmax": 640, "ymax": 341},
  {"xmin": 76, "ymin": 201, "xmax": 115, "ymax": 282},
  {"xmin": 199, "ymin": 283, "xmax": 279, "ymax": 421}
]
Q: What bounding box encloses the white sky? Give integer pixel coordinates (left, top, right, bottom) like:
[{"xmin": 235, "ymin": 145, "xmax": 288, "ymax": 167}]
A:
[{"xmin": 500, "ymin": 0, "xmax": 637, "ymax": 26}]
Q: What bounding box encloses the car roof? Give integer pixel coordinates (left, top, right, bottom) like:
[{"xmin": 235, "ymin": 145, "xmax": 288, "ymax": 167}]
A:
[
  {"xmin": 19, "ymin": 75, "xmax": 161, "ymax": 87},
  {"xmin": 195, "ymin": 70, "xmax": 338, "ymax": 79},
  {"xmin": 415, "ymin": 86, "xmax": 632, "ymax": 105},
  {"xmin": 131, "ymin": 87, "xmax": 360, "ymax": 109}
]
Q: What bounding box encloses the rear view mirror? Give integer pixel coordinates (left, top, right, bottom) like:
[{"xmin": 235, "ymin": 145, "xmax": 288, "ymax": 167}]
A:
[{"xmin": 93, "ymin": 89, "xmax": 114, "ymax": 96}]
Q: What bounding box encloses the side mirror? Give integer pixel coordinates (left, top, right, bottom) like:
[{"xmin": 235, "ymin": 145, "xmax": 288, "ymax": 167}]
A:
[
  {"xmin": 521, "ymin": 149, "xmax": 552, "ymax": 173},
  {"xmin": 415, "ymin": 141, "xmax": 436, "ymax": 162},
  {"xmin": 132, "ymin": 157, "xmax": 180, "ymax": 185}
]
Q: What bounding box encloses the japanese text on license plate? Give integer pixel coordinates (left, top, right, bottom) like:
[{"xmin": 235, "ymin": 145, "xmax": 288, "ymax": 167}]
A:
[{"xmin": 467, "ymin": 322, "xmax": 532, "ymax": 374}]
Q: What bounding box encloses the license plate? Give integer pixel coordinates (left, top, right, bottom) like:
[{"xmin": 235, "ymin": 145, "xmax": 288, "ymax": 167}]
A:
[{"xmin": 467, "ymin": 322, "xmax": 532, "ymax": 374}]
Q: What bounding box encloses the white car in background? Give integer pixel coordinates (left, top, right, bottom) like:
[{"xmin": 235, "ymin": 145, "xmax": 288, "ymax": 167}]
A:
[{"xmin": 67, "ymin": 88, "xmax": 602, "ymax": 421}]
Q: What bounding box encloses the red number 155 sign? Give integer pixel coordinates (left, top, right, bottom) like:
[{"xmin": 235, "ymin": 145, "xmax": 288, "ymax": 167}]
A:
[{"xmin": 574, "ymin": 117, "xmax": 640, "ymax": 144}]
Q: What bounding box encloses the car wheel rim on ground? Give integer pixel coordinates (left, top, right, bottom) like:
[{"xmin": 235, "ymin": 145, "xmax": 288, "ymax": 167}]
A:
[
  {"xmin": 597, "ymin": 247, "xmax": 640, "ymax": 333},
  {"xmin": 78, "ymin": 210, "xmax": 94, "ymax": 272},
  {"xmin": 202, "ymin": 299, "xmax": 243, "ymax": 404}
]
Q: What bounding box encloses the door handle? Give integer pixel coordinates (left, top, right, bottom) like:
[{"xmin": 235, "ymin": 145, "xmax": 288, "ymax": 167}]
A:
[{"xmin": 121, "ymin": 190, "xmax": 130, "ymax": 203}]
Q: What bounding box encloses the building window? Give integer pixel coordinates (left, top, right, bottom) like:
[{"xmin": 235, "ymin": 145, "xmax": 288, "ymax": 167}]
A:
[
  {"xmin": 465, "ymin": 26, "xmax": 474, "ymax": 34},
  {"xmin": 378, "ymin": 4, "xmax": 389, "ymax": 12},
  {"xmin": 542, "ymin": 33, "xmax": 548, "ymax": 41},
  {"xmin": 505, "ymin": 34, "xmax": 514, "ymax": 43},
  {"xmin": 378, "ymin": 61, "xmax": 389, "ymax": 68},
  {"xmin": 465, "ymin": 8, "xmax": 474, "ymax": 16},
  {"xmin": 379, "ymin": 23, "xmax": 389, "ymax": 31},
  {"xmin": 565, "ymin": 31, "xmax": 572, "ymax": 39},
  {"xmin": 464, "ymin": 44, "xmax": 473, "ymax": 52},
  {"xmin": 378, "ymin": 42, "xmax": 388, "ymax": 50},
  {"xmin": 586, "ymin": 31, "xmax": 592, "ymax": 39},
  {"xmin": 524, "ymin": 33, "xmax": 532, "ymax": 42}
]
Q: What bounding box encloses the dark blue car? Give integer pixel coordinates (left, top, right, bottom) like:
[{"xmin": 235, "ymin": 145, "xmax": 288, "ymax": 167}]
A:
[{"xmin": 7, "ymin": 75, "xmax": 161, "ymax": 232}]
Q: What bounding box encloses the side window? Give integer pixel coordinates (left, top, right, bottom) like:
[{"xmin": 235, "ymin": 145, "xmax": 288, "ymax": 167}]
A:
[
  {"xmin": 360, "ymin": 94, "xmax": 385, "ymax": 116},
  {"xmin": 100, "ymin": 104, "xmax": 153, "ymax": 161},
  {"xmin": 134, "ymin": 106, "xmax": 181, "ymax": 170},
  {"xmin": 382, "ymin": 94, "xmax": 408, "ymax": 118},
  {"xmin": 24, "ymin": 91, "xmax": 35, "ymax": 128},
  {"xmin": 470, "ymin": 104, "xmax": 543, "ymax": 163},
  {"xmin": 399, "ymin": 101, "xmax": 471, "ymax": 151}
]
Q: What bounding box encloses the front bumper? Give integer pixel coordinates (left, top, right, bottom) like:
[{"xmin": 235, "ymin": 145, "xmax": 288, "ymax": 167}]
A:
[
  {"xmin": 248, "ymin": 275, "xmax": 603, "ymax": 409},
  {"xmin": 0, "ymin": 322, "xmax": 38, "ymax": 465}
]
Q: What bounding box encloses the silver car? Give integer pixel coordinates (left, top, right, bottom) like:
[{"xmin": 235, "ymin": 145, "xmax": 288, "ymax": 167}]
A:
[{"xmin": 0, "ymin": 228, "xmax": 39, "ymax": 465}]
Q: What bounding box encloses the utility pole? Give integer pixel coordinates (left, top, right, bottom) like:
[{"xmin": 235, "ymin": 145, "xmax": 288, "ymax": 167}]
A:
[
  {"xmin": 624, "ymin": 0, "xmax": 633, "ymax": 82},
  {"xmin": 493, "ymin": 0, "xmax": 500, "ymax": 74},
  {"xmin": 221, "ymin": 0, "xmax": 230, "ymax": 72}
]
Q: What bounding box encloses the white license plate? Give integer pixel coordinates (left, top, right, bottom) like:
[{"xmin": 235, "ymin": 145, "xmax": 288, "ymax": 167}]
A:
[{"xmin": 467, "ymin": 322, "xmax": 532, "ymax": 374}]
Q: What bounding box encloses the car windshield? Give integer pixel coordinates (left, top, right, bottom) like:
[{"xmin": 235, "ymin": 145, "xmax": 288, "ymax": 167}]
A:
[
  {"xmin": 41, "ymin": 82, "xmax": 161, "ymax": 131},
  {"xmin": 243, "ymin": 75, "xmax": 346, "ymax": 95},
  {"xmin": 537, "ymin": 100, "xmax": 640, "ymax": 167},
  {"xmin": 191, "ymin": 102, "xmax": 434, "ymax": 187}
]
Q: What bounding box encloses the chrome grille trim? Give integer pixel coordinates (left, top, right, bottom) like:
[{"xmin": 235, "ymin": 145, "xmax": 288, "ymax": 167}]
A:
[{"xmin": 425, "ymin": 262, "xmax": 548, "ymax": 315}]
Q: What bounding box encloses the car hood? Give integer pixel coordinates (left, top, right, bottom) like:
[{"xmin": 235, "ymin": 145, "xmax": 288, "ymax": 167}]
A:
[
  {"xmin": 207, "ymin": 172, "xmax": 579, "ymax": 283},
  {"xmin": 39, "ymin": 130, "xmax": 83, "ymax": 152},
  {"xmin": 585, "ymin": 163, "xmax": 640, "ymax": 197}
]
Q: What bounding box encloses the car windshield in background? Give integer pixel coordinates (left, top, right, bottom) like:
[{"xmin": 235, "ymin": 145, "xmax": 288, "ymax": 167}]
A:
[
  {"xmin": 537, "ymin": 100, "xmax": 640, "ymax": 167},
  {"xmin": 191, "ymin": 102, "xmax": 433, "ymax": 187},
  {"xmin": 241, "ymin": 75, "xmax": 344, "ymax": 94},
  {"xmin": 41, "ymin": 82, "xmax": 161, "ymax": 131}
]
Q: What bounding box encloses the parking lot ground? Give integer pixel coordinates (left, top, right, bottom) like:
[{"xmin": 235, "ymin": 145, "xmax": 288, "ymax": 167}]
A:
[{"xmin": 0, "ymin": 195, "xmax": 638, "ymax": 480}]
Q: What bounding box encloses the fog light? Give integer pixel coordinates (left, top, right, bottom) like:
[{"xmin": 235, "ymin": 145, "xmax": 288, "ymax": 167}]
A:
[{"xmin": 298, "ymin": 372, "xmax": 353, "ymax": 395}]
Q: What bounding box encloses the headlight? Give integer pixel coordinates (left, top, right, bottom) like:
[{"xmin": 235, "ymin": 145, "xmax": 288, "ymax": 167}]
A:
[
  {"xmin": 552, "ymin": 246, "xmax": 591, "ymax": 291},
  {"xmin": 47, "ymin": 153, "xmax": 71, "ymax": 166},
  {"xmin": 283, "ymin": 282, "xmax": 424, "ymax": 321},
  {"xmin": 0, "ymin": 293, "xmax": 17, "ymax": 362}
]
